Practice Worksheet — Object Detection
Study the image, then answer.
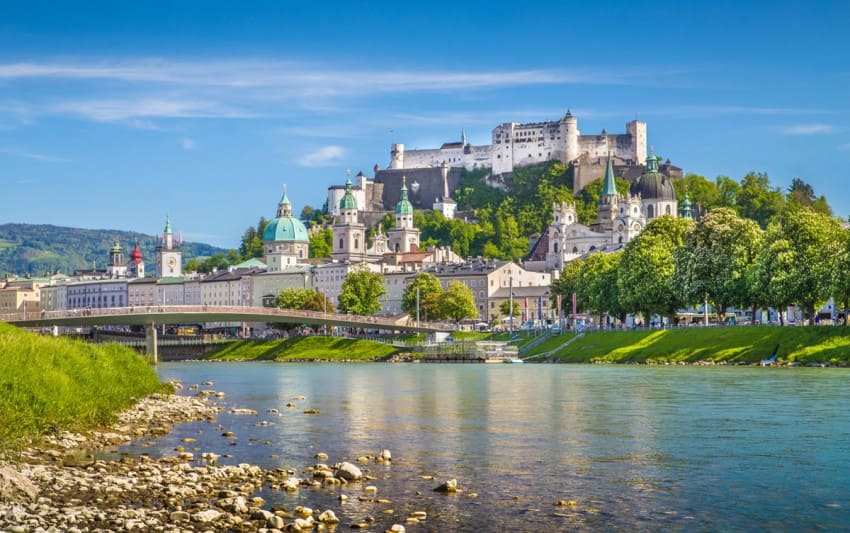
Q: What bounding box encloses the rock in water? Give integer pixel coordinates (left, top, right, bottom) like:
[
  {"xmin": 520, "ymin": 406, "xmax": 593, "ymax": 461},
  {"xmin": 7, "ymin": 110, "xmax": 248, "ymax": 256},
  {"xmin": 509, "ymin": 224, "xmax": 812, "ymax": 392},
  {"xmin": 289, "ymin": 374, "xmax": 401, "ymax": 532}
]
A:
[
  {"xmin": 379, "ymin": 449, "xmax": 392, "ymax": 462},
  {"xmin": 434, "ymin": 479, "xmax": 458, "ymax": 493},
  {"xmin": 335, "ymin": 462, "xmax": 363, "ymax": 481}
]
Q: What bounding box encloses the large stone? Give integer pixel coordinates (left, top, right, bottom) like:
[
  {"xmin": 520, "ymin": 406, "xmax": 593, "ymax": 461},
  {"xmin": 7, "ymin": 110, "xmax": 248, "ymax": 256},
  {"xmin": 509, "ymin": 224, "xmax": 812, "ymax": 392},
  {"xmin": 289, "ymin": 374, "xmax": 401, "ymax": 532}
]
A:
[
  {"xmin": 334, "ymin": 462, "xmax": 363, "ymax": 481},
  {"xmin": 434, "ymin": 479, "xmax": 457, "ymax": 493},
  {"xmin": 0, "ymin": 466, "xmax": 38, "ymax": 502},
  {"xmin": 192, "ymin": 509, "xmax": 222, "ymax": 523},
  {"xmin": 318, "ymin": 509, "xmax": 340, "ymax": 524}
]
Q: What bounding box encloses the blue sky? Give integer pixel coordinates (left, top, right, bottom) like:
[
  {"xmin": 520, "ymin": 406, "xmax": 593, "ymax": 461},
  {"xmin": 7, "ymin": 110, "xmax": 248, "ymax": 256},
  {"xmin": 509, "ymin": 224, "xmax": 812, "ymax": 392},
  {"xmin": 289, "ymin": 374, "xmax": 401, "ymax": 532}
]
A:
[{"xmin": 1, "ymin": 1, "xmax": 848, "ymax": 248}]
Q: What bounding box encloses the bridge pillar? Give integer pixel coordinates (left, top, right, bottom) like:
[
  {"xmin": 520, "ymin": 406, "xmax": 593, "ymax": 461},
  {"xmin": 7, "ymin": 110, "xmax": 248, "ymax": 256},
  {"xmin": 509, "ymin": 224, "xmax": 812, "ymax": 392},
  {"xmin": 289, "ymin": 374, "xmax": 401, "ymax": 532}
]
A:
[{"xmin": 146, "ymin": 323, "xmax": 158, "ymax": 365}]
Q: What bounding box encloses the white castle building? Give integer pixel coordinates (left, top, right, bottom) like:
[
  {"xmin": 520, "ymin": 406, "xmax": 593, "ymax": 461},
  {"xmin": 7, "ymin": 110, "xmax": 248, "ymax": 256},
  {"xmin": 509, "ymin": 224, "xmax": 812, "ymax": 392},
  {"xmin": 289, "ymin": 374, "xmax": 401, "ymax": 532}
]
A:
[{"xmin": 389, "ymin": 111, "xmax": 647, "ymax": 176}]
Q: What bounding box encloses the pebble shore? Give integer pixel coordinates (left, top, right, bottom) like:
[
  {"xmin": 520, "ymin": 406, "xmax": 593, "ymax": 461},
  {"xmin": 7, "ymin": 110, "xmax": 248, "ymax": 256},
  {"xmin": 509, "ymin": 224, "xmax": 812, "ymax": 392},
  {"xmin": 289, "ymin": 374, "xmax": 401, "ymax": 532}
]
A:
[{"xmin": 0, "ymin": 385, "xmax": 425, "ymax": 532}]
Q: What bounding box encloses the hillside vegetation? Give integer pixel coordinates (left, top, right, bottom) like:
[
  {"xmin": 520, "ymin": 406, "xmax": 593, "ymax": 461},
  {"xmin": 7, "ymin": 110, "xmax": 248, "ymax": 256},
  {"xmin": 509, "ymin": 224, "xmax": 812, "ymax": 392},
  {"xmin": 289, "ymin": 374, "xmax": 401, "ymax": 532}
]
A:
[
  {"xmin": 0, "ymin": 223, "xmax": 226, "ymax": 276},
  {"xmin": 0, "ymin": 322, "xmax": 166, "ymax": 450},
  {"xmin": 206, "ymin": 336, "xmax": 403, "ymax": 361},
  {"xmin": 545, "ymin": 326, "xmax": 850, "ymax": 364}
]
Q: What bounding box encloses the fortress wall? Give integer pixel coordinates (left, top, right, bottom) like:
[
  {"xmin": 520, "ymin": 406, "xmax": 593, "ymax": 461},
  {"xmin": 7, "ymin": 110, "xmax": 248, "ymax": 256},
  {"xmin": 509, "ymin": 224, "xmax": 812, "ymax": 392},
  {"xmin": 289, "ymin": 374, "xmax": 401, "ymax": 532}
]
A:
[{"xmin": 402, "ymin": 148, "xmax": 444, "ymax": 169}]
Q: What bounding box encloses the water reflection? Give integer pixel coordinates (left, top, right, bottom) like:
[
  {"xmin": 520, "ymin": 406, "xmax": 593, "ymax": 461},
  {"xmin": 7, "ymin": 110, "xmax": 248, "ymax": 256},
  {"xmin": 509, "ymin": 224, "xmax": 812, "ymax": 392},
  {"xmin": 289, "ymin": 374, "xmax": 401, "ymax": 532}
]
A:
[{"xmin": 136, "ymin": 363, "xmax": 850, "ymax": 531}]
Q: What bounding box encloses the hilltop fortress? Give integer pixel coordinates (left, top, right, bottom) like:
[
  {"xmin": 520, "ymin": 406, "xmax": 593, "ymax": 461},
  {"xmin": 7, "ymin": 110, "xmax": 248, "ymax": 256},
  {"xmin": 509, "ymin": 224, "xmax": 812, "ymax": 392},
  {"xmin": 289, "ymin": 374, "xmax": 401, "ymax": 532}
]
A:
[{"xmin": 384, "ymin": 110, "xmax": 680, "ymax": 194}]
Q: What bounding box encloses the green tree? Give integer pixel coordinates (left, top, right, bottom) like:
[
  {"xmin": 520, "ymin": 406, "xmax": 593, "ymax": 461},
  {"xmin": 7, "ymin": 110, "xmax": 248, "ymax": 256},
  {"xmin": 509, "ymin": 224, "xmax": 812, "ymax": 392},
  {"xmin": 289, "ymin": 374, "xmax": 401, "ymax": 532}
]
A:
[
  {"xmin": 438, "ymin": 281, "xmax": 478, "ymax": 323},
  {"xmin": 672, "ymin": 173, "xmax": 720, "ymax": 216},
  {"xmin": 737, "ymin": 172, "xmax": 784, "ymax": 228},
  {"xmin": 831, "ymin": 228, "xmax": 850, "ymax": 325},
  {"xmin": 787, "ymin": 177, "xmax": 832, "ymax": 216},
  {"xmin": 748, "ymin": 223, "xmax": 797, "ymax": 325},
  {"xmin": 276, "ymin": 288, "xmax": 334, "ymax": 313},
  {"xmin": 401, "ymin": 272, "xmax": 444, "ymax": 321},
  {"xmin": 582, "ymin": 251, "xmax": 625, "ymax": 325},
  {"xmin": 674, "ymin": 208, "xmax": 763, "ymax": 320},
  {"xmin": 716, "ymin": 176, "xmax": 741, "ymax": 208},
  {"xmin": 551, "ymin": 258, "xmax": 587, "ymax": 316},
  {"xmin": 618, "ymin": 215, "xmax": 693, "ymax": 323},
  {"xmin": 239, "ymin": 217, "xmax": 268, "ymax": 260},
  {"xmin": 776, "ymin": 205, "xmax": 844, "ymax": 322},
  {"xmin": 499, "ymin": 298, "xmax": 521, "ymax": 319},
  {"xmin": 309, "ymin": 227, "xmax": 333, "ymax": 259},
  {"xmin": 337, "ymin": 266, "xmax": 386, "ymax": 315}
]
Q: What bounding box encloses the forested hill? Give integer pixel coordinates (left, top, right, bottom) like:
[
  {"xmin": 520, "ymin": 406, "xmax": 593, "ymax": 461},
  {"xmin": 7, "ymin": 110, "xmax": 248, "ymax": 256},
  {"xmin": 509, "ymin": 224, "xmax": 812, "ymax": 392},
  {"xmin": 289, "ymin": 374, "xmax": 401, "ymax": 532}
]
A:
[{"xmin": 0, "ymin": 223, "xmax": 227, "ymax": 276}]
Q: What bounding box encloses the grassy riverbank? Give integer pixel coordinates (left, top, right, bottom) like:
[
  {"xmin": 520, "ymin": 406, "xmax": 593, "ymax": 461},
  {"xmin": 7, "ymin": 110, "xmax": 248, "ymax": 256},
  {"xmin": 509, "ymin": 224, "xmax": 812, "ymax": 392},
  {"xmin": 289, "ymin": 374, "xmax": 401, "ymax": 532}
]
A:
[
  {"xmin": 545, "ymin": 326, "xmax": 850, "ymax": 364},
  {"xmin": 205, "ymin": 336, "xmax": 403, "ymax": 361},
  {"xmin": 0, "ymin": 322, "xmax": 166, "ymax": 450}
]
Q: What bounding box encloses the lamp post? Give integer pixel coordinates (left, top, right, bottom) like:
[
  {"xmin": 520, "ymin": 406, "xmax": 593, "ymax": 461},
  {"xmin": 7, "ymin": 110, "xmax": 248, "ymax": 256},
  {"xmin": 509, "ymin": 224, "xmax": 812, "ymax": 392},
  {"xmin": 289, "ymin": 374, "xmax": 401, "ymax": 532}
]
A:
[
  {"xmin": 508, "ymin": 276, "xmax": 514, "ymax": 335},
  {"xmin": 415, "ymin": 286, "xmax": 420, "ymax": 329}
]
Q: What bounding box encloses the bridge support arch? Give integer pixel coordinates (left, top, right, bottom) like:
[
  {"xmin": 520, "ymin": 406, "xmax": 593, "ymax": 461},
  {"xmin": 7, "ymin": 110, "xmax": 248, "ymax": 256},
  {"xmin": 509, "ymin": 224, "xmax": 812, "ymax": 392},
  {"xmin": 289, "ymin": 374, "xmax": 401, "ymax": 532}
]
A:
[{"xmin": 145, "ymin": 322, "xmax": 158, "ymax": 365}]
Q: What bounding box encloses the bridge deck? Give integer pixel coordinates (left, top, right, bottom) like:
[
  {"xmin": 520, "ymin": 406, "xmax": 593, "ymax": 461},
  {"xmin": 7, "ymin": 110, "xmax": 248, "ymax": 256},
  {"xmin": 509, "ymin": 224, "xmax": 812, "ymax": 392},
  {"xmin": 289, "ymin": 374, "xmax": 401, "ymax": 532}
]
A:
[{"xmin": 0, "ymin": 305, "xmax": 452, "ymax": 334}]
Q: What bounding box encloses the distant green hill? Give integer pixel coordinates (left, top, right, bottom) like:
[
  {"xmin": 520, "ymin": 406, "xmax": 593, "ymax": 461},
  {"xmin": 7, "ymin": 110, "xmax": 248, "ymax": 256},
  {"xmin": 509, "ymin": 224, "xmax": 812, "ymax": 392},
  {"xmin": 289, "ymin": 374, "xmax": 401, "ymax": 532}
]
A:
[{"xmin": 0, "ymin": 223, "xmax": 227, "ymax": 276}]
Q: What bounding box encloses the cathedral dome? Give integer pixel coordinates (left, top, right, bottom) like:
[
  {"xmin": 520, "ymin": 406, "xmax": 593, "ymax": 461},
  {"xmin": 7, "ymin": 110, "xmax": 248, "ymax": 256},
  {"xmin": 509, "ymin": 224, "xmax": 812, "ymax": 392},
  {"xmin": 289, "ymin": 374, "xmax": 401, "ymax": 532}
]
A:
[
  {"xmin": 263, "ymin": 185, "xmax": 309, "ymax": 243},
  {"xmin": 263, "ymin": 216, "xmax": 309, "ymax": 243},
  {"xmin": 629, "ymin": 153, "xmax": 676, "ymax": 201}
]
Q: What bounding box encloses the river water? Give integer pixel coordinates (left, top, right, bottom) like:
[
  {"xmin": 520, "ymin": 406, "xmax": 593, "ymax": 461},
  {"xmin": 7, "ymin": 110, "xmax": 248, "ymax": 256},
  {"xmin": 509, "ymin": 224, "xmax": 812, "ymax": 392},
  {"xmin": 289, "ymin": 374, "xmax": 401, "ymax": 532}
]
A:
[{"xmin": 127, "ymin": 363, "xmax": 850, "ymax": 531}]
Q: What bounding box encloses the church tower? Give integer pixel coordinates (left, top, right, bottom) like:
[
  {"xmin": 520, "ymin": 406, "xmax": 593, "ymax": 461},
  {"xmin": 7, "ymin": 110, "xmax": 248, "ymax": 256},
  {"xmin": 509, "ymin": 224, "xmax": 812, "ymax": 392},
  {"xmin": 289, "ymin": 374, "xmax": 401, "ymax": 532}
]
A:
[
  {"xmin": 388, "ymin": 176, "xmax": 420, "ymax": 253},
  {"xmin": 596, "ymin": 152, "xmax": 620, "ymax": 232},
  {"xmin": 332, "ymin": 175, "xmax": 367, "ymax": 262},
  {"xmin": 155, "ymin": 216, "xmax": 183, "ymax": 278},
  {"xmin": 128, "ymin": 242, "xmax": 145, "ymax": 278},
  {"xmin": 106, "ymin": 239, "xmax": 127, "ymax": 278}
]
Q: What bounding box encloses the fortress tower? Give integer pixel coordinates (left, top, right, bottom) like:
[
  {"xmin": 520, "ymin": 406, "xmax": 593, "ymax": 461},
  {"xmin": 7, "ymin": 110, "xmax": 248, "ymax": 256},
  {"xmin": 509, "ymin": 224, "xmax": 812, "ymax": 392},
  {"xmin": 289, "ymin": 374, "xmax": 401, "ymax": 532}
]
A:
[{"xmin": 390, "ymin": 143, "xmax": 404, "ymax": 169}]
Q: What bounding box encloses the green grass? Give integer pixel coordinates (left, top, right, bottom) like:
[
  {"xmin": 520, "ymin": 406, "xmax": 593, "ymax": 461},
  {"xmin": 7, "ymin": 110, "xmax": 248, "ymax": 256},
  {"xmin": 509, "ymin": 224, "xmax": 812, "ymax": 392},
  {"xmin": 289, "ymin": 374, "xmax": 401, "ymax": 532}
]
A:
[
  {"xmin": 522, "ymin": 333, "xmax": 578, "ymax": 357},
  {"xmin": 206, "ymin": 335, "xmax": 403, "ymax": 361},
  {"xmin": 549, "ymin": 326, "xmax": 850, "ymax": 364},
  {"xmin": 0, "ymin": 239, "xmax": 15, "ymax": 251},
  {"xmin": 0, "ymin": 322, "xmax": 167, "ymax": 450}
]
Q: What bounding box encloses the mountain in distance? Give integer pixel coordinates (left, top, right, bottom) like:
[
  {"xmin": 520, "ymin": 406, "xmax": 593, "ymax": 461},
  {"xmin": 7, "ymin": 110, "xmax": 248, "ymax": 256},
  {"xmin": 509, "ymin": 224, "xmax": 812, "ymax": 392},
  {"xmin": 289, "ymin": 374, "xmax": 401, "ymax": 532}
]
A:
[{"xmin": 0, "ymin": 223, "xmax": 228, "ymax": 277}]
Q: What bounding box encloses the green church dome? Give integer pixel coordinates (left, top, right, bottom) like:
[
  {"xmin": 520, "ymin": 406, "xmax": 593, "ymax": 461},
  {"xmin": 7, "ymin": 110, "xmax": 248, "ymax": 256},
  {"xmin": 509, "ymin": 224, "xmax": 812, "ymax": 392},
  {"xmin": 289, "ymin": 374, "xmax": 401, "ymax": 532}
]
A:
[
  {"xmin": 263, "ymin": 215, "xmax": 309, "ymax": 243},
  {"xmin": 395, "ymin": 176, "xmax": 414, "ymax": 215}
]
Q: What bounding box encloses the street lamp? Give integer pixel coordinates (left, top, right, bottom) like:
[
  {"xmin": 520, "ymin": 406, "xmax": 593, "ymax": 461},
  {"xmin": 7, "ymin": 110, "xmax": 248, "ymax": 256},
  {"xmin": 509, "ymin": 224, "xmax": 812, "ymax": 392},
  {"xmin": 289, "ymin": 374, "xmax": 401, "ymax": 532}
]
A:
[{"xmin": 508, "ymin": 276, "xmax": 514, "ymax": 335}]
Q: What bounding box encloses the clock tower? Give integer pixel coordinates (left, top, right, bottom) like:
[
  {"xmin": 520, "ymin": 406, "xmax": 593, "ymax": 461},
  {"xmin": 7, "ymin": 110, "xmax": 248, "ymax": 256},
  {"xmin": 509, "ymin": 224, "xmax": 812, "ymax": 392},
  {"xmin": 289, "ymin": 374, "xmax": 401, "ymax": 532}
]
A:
[{"xmin": 155, "ymin": 216, "xmax": 183, "ymax": 278}]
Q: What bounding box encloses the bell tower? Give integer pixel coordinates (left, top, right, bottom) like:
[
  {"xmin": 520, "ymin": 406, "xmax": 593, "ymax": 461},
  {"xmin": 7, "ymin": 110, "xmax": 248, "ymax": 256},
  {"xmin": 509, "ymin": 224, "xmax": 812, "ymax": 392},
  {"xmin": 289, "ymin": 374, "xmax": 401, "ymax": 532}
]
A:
[{"xmin": 155, "ymin": 216, "xmax": 183, "ymax": 278}]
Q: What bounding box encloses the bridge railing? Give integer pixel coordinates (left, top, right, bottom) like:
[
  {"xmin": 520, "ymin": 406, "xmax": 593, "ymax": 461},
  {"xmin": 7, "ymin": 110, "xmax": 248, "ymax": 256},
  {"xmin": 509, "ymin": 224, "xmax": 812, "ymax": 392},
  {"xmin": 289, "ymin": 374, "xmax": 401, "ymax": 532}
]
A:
[{"xmin": 0, "ymin": 305, "xmax": 451, "ymax": 332}]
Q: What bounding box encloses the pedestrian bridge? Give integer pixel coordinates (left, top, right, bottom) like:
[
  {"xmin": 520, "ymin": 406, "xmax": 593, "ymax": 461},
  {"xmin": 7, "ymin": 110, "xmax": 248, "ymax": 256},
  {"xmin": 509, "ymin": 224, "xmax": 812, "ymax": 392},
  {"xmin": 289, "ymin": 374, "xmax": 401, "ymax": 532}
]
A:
[{"xmin": 0, "ymin": 305, "xmax": 451, "ymax": 334}]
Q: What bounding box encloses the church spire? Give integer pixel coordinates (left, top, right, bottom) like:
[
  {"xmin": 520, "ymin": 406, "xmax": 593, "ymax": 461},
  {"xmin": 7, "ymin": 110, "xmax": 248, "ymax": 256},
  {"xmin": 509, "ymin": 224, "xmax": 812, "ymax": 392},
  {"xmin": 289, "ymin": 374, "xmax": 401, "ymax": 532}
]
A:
[
  {"xmin": 599, "ymin": 152, "xmax": 618, "ymax": 205},
  {"xmin": 461, "ymin": 129, "xmax": 467, "ymax": 146}
]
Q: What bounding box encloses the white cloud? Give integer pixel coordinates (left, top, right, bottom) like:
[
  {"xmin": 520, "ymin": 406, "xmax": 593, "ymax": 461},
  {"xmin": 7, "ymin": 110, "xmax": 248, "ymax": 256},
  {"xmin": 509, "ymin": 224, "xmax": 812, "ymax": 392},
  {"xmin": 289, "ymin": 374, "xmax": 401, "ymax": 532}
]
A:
[
  {"xmin": 0, "ymin": 147, "xmax": 69, "ymax": 162},
  {"xmin": 297, "ymin": 145, "xmax": 346, "ymax": 167},
  {"xmin": 180, "ymin": 138, "xmax": 196, "ymax": 150},
  {"xmin": 48, "ymin": 97, "xmax": 255, "ymax": 122},
  {"xmin": 0, "ymin": 59, "xmax": 652, "ymax": 92},
  {"xmin": 782, "ymin": 123, "xmax": 835, "ymax": 135}
]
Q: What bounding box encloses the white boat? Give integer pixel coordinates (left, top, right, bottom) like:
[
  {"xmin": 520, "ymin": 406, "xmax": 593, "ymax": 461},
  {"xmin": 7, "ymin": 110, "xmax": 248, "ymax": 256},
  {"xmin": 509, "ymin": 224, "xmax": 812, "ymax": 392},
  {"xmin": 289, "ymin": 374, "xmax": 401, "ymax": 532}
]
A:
[{"xmin": 503, "ymin": 358, "xmax": 524, "ymax": 364}]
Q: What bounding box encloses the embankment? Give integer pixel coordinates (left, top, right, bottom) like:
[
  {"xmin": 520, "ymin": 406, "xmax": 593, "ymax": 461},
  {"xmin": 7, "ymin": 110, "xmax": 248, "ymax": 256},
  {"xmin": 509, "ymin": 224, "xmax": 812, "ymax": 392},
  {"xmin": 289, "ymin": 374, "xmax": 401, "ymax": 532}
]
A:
[
  {"xmin": 544, "ymin": 326, "xmax": 850, "ymax": 364},
  {"xmin": 205, "ymin": 336, "xmax": 404, "ymax": 362},
  {"xmin": 0, "ymin": 322, "xmax": 167, "ymax": 451}
]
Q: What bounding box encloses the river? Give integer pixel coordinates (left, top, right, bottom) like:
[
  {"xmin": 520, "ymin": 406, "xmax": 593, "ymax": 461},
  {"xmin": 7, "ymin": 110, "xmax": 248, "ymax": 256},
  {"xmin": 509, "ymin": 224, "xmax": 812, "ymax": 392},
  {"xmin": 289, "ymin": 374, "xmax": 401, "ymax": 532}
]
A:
[{"xmin": 123, "ymin": 363, "xmax": 850, "ymax": 531}]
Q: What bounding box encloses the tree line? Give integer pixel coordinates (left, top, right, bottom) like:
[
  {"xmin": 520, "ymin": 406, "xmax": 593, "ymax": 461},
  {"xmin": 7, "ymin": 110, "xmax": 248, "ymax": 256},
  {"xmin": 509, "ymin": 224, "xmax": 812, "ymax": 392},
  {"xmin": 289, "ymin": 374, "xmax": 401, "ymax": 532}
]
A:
[{"xmin": 552, "ymin": 204, "xmax": 849, "ymax": 326}]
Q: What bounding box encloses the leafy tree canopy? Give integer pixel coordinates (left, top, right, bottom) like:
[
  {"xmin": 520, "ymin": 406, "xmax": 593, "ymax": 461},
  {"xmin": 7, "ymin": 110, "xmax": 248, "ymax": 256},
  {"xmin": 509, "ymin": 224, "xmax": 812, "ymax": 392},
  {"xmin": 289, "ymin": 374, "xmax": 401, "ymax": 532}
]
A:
[{"xmin": 337, "ymin": 266, "xmax": 386, "ymax": 316}]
